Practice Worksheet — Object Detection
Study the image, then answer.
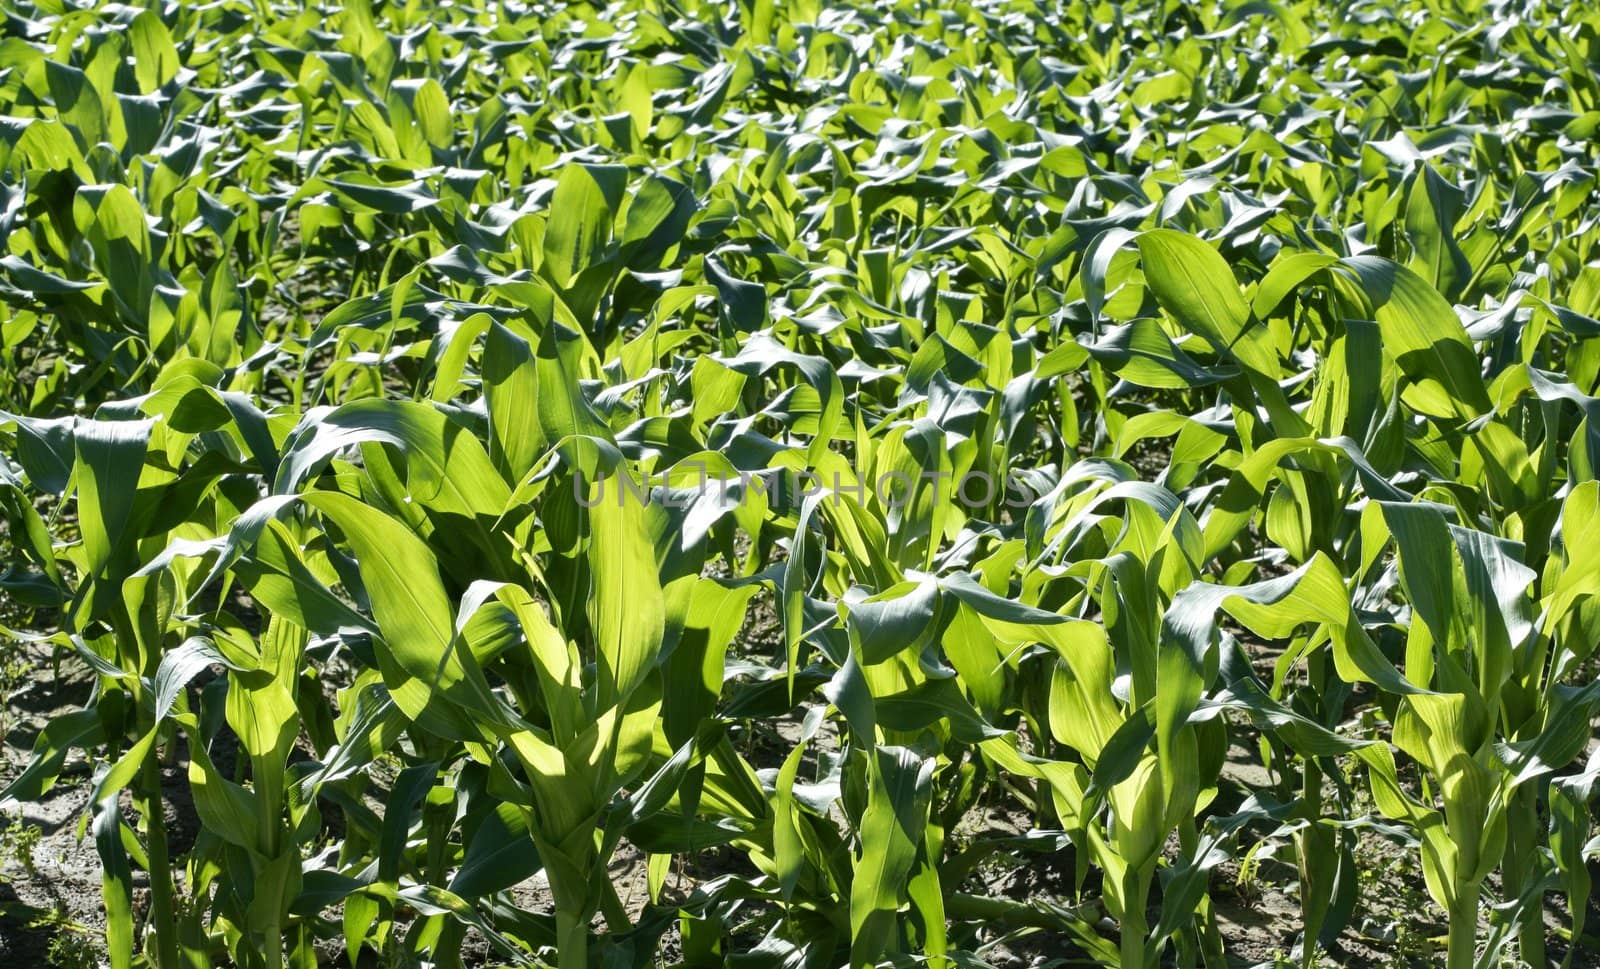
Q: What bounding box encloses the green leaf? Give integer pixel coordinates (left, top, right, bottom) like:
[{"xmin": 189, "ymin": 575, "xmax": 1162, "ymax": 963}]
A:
[
  {"xmin": 587, "ymin": 474, "xmax": 666, "ymax": 707},
  {"xmin": 542, "ymin": 163, "xmax": 627, "ymax": 287},
  {"xmin": 1135, "ymin": 229, "xmax": 1277, "ymax": 375},
  {"xmin": 1335, "ymin": 257, "xmax": 1491, "ymax": 418},
  {"xmin": 850, "ymin": 745, "xmax": 934, "ymax": 967},
  {"xmin": 303, "ymin": 491, "xmax": 502, "ymax": 733},
  {"xmin": 128, "ymin": 10, "xmax": 182, "ymax": 93}
]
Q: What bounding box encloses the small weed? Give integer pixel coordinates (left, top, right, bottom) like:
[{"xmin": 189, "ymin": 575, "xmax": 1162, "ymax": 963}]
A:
[
  {"xmin": 0, "ymin": 813, "xmax": 41, "ymax": 875},
  {"xmin": 47, "ymin": 929, "xmax": 102, "ymax": 969}
]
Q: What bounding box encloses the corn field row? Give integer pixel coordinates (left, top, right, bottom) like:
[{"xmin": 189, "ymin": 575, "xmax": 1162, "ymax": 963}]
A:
[{"xmin": 1, "ymin": 0, "xmax": 1598, "ymax": 967}]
